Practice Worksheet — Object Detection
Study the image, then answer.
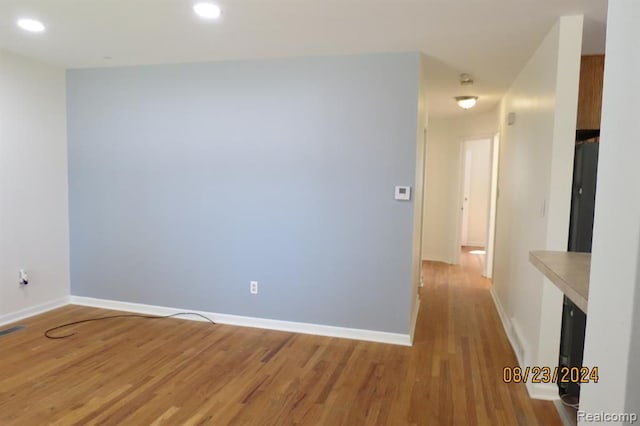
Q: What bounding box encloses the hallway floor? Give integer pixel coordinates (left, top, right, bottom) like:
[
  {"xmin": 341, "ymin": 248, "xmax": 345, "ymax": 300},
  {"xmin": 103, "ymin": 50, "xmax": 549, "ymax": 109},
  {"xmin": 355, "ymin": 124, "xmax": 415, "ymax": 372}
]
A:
[{"xmin": 416, "ymin": 248, "xmax": 561, "ymax": 424}]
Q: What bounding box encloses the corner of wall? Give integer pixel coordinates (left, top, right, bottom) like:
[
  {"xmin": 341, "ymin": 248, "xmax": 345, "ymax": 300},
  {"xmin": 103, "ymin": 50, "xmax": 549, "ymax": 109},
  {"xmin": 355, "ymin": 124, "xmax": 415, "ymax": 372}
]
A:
[
  {"xmin": 0, "ymin": 51, "xmax": 70, "ymax": 319},
  {"xmin": 411, "ymin": 54, "xmax": 428, "ymax": 336}
]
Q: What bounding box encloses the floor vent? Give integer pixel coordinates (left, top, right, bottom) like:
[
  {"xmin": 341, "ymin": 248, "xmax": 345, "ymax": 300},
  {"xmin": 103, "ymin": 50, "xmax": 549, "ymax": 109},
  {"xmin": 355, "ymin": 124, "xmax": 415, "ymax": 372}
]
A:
[{"xmin": 0, "ymin": 325, "xmax": 25, "ymax": 337}]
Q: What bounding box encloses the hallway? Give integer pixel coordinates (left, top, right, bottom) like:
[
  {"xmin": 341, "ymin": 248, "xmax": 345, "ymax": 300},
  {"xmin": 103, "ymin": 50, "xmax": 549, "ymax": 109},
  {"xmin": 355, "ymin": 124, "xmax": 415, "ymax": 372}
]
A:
[{"xmin": 414, "ymin": 249, "xmax": 561, "ymax": 424}]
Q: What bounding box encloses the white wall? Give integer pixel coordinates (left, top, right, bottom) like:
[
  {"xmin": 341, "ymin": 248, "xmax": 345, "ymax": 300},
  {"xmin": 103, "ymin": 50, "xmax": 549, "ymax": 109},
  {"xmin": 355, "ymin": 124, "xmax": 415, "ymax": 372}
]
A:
[
  {"xmin": 491, "ymin": 15, "xmax": 582, "ymax": 399},
  {"xmin": 462, "ymin": 139, "xmax": 491, "ymax": 247},
  {"xmin": 422, "ymin": 109, "xmax": 498, "ymax": 263},
  {"xmin": 580, "ymin": 0, "xmax": 640, "ymax": 419},
  {"xmin": 0, "ymin": 50, "xmax": 70, "ymax": 323}
]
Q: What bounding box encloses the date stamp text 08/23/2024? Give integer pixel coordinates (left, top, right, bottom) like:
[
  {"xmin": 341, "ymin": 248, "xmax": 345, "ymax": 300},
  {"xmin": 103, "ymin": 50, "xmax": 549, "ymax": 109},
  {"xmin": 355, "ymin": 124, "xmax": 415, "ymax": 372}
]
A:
[{"xmin": 502, "ymin": 366, "xmax": 599, "ymax": 384}]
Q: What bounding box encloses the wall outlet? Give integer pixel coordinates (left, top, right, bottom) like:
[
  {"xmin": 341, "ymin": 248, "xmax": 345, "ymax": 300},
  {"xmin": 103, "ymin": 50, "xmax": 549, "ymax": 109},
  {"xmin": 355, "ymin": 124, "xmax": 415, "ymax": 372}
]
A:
[{"xmin": 250, "ymin": 281, "xmax": 258, "ymax": 294}]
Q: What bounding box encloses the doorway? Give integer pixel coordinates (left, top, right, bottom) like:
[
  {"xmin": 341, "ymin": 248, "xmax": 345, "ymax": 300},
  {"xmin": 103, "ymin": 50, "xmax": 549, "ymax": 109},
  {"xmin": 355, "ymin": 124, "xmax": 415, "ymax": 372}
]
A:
[{"xmin": 457, "ymin": 137, "xmax": 495, "ymax": 275}]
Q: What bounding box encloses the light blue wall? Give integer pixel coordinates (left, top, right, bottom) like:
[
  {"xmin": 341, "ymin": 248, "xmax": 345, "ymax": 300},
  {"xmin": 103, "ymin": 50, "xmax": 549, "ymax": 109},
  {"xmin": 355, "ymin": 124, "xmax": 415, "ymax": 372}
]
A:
[{"xmin": 67, "ymin": 53, "xmax": 421, "ymax": 334}]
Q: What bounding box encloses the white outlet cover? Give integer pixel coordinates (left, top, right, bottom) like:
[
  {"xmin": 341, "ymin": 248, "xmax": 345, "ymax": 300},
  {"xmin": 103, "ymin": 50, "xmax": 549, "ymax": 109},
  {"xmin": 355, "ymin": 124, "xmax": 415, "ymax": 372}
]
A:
[{"xmin": 394, "ymin": 186, "xmax": 411, "ymax": 201}]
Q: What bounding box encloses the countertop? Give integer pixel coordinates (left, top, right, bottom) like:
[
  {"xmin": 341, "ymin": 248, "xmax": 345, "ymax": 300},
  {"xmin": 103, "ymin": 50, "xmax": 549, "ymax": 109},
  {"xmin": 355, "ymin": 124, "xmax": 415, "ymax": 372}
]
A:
[{"xmin": 529, "ymin": 250, "xmax": 591, "ymax": 313}]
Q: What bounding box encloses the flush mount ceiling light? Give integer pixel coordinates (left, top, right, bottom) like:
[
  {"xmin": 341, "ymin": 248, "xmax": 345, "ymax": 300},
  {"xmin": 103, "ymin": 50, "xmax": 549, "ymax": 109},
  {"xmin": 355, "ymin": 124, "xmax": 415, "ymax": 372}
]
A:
[
  {"xmin": 454, "ymin": 73, "xmax": 478, "ymax": 109},
  {"xmin": 455, "ymin": 96, "xmax": 479, "ymax": 109},
  {"xmin": 17, "ymin": 18, "xmax": 45, "ymax": 32},
  {"xmin": 193, "ymin": 2, "xmax": 222, "ymax": 19}
]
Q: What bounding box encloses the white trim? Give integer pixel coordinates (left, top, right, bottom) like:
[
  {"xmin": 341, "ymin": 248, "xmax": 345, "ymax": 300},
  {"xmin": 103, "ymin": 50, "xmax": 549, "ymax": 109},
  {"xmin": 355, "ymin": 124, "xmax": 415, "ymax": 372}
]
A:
[
  {"xmin": 409, "ymin": 294, "xmax": 421, "ymax": 343},
  {"xmin": 490, "ymin": 286, "xmax": 520, "ymax": 358},
  {"xmin": 464, "ymin": 240, "xmax": 486, "ymax": 247},
  {"xmin": 483, "ymin": 132, "xmax": 501, "ymax": 279},
  {"xmin": 421, "ymin": 254, "xmax": 454, "ymax": 264},
  {"xmin": 489, "ymin": 288, "xmax": 559, "ymax": 401},
  {"xmin": 510, "ymin": 320, "xmax": 529, "ymax": 367},
  {"xmin": 0, "ymin": 297, "xmax": 70, "ymax": 327},
  {"xmin": 527, "ymin": 382, "xmax": 560, "ymax": 401},
  {"xmin": 70, "ymin": 296, "xmax": 412, "ymax": 346}
]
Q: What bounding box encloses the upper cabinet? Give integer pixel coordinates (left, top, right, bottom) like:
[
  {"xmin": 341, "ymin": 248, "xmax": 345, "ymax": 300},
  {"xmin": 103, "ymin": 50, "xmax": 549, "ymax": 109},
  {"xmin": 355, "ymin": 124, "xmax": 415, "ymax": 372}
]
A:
[{"xmin": 576, "ymin": 55, "xmax": 605, "ymax": 130}]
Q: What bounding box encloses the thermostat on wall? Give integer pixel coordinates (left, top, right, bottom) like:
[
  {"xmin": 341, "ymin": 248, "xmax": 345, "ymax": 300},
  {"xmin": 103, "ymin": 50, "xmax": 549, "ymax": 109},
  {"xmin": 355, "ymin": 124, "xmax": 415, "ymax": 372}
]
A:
[{"xmin": 394, "ymin": 186, "xmax": 411, "ymax": 201}]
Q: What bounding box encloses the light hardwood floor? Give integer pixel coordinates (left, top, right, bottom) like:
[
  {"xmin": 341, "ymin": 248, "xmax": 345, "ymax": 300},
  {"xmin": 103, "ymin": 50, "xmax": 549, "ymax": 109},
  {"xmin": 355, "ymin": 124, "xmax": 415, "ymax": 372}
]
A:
[{"xmin": 0, "ymin": 252, "xmax": 560, "ymax": 425}]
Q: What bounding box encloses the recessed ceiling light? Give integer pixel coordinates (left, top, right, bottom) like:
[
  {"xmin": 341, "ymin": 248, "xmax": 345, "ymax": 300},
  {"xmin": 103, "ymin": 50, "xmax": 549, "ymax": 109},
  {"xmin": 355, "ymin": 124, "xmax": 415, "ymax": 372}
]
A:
[
  {"xmin": 193, "ymin": 2, "xmax": 222, "ymax": 19},
  {"xmin": 17, "ymin": 18, "xmax": 45, "ymax": 33}
]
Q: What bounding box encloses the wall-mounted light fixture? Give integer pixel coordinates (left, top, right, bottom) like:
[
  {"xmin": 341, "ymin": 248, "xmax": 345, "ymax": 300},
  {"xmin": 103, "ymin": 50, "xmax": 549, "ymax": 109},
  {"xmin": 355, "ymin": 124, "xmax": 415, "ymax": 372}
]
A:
[{"xmin": 454, "ymin": 73, "xmax": 479, "ymax": 109}]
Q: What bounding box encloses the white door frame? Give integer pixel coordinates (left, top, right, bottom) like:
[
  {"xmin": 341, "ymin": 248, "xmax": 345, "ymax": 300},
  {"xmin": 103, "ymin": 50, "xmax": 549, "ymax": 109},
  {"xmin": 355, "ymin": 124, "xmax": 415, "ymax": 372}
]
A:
[
  {"xmin": 483, "ymin": 132, "xmax": 500, "ymax": 278},
  {"xmin": 454, "ymin": 136, "xmax": 494, "ymax": 265}
]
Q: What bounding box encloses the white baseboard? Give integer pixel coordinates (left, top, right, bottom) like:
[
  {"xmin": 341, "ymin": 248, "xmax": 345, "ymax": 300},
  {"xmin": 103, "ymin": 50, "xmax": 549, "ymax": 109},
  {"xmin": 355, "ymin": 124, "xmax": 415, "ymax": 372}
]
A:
[
  {"xmin": 491, "ymin": 287, "xmax": 529, "ymax": 367},
  {"xmin": 527, "ymin": 382, "xmax": 561, "ymax": 401},
  {"xmin": 421, "ymin": 254, "xmax": 454, "ymax": 264},
  {"xmin": 464, "ymin": 241, "xmax": 485, "ymax": 247},
  {"xmin": 490, "ymin": 286, "xmax": 520, "ymax": 360},
  {"xmin": 489, "ymin": 287, "xmax": 559, "ymax": 401},
  {"xmin": 0, "ymin": 297, "xmax": 70, "ymax": 327},
  {"xmin": 70, "ymin": 296, "xmax": 412, "ymax": 346},
  {"xmin": 510, "ymin": 319, "xmax": 529, "ymax": 367}
]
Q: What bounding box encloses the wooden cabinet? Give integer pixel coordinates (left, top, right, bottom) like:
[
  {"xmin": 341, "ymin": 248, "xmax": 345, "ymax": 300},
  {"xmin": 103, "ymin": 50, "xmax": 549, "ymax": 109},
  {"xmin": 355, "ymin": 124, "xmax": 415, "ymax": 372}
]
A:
[{"xmin": 576, "ymin": 55, "xmax": 605, "ymax": 130}]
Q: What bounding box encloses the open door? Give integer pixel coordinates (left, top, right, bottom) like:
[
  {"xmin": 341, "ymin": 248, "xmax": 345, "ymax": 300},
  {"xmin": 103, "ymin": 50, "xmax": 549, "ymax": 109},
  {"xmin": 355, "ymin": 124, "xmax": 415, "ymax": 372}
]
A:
[
  {"xmin": 457, "ymin": 138, "xmax": 492, "ymax": 265},
  {"xmin": 460, "ymin": 149, "xmax": 472, "ymax": 246}
]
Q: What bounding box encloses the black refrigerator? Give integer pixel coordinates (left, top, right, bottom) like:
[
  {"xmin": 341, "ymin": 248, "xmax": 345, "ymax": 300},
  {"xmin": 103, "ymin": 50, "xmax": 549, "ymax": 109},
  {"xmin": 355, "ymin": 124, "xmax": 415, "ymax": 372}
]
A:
[
  {"xmin": 558, "ymin": 130, "xmax": 599, "ymax": 399},
  {"xmin": 568, "ymin": 134, "xmax": 600, "ymax": 253}
]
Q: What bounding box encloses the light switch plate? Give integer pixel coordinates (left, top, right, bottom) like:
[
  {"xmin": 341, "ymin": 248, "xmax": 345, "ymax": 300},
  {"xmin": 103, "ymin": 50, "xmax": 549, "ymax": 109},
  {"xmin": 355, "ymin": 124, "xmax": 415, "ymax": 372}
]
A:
[{"xmin": 394, "ymin": 186, "xmax": 411, "ymax": 201}]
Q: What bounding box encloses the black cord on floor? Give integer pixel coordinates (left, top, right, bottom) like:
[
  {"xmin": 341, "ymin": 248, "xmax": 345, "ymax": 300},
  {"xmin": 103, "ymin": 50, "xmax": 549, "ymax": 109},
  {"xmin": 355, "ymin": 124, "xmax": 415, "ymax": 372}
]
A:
[{"xmin": 44, "ymin": 312, "xmax": 216, "ymax": 339}]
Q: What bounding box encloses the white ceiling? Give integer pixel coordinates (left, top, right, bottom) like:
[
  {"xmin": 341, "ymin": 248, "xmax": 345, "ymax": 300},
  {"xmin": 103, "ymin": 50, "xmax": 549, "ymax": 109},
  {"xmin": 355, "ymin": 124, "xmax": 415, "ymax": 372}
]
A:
[{"xmin": 0, "ymin": 0, "xmax": 608, "ymax": 117}]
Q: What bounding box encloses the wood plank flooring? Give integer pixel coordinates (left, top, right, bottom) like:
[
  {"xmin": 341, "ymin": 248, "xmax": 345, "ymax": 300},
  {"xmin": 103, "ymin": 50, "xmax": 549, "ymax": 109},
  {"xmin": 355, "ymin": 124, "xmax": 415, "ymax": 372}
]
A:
[{"xmin": 0, "ymin": 251, "xmax": 560, "ymax": 425}]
